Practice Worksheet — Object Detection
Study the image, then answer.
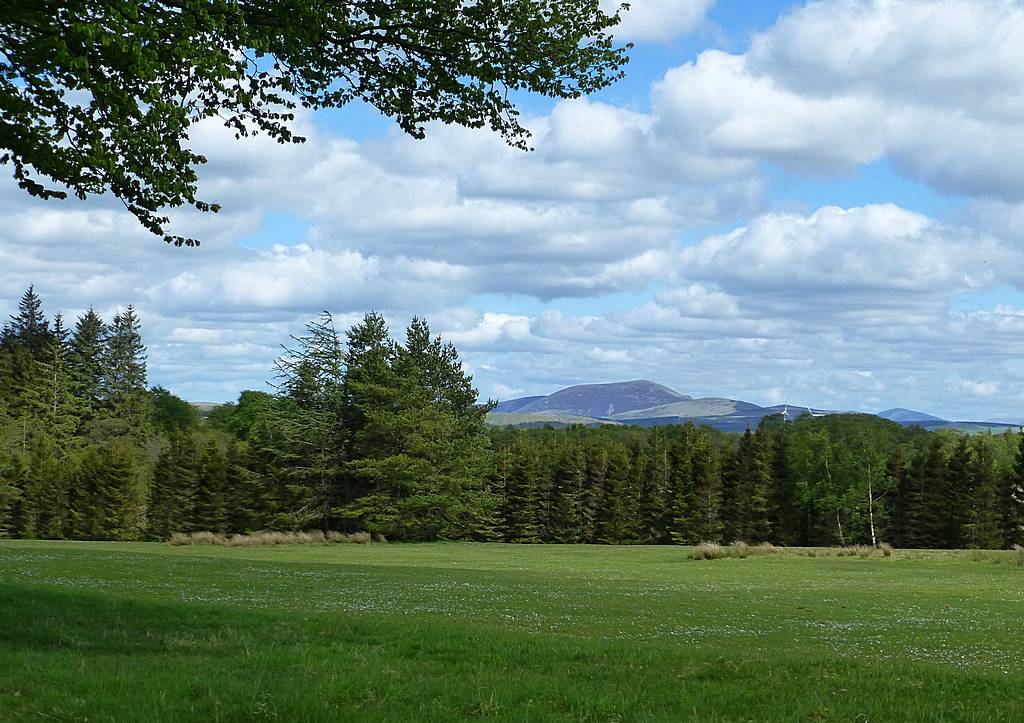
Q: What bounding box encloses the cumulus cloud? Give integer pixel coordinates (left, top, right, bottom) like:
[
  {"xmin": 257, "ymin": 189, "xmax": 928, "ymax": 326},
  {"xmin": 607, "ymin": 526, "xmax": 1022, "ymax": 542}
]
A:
[
  {"xmin": 678, "ymin": 204, "xmax": 1011, "ymax": 296},
  {"xmin": 601, "ymin": 0, "xmax": 715, "ymax": 42},
  {"xmin": 650, "ymin": 0, "xmax": 1024, "ymax": 199}
]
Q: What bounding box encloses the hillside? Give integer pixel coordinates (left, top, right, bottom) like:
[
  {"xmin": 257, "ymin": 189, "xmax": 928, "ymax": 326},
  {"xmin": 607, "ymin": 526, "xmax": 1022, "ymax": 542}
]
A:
[
  {"xmin": 878, "ymin": 408, "xmax": 946, "ymax": 424},
  {"xmin": 512, "ymin": 380, "xmax": 689, "ymax": 418}
]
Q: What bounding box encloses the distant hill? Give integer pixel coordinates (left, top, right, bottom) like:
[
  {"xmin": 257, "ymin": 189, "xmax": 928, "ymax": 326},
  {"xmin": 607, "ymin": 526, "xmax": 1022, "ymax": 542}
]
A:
[
  {"xmin": 611, "ymin": 397, "xmax": 762, "ymax": 421},
  {"xmin": 488, "ymin": 381, "xmax": 1018, "ymax": 434},
  {"xmin": 485, "ymin": 411, "xmax": 621, "ymax": 429},
  {"xmin": 512, "ymin": 380, "xmax": 689, "ymax": 419},
  {"xmin": 878, "ymin": 408, "xmax": 946, "ymax": 424},
  {"xmin": 491, "ymin": 396, "xmax": 546, "ymax": 413}
]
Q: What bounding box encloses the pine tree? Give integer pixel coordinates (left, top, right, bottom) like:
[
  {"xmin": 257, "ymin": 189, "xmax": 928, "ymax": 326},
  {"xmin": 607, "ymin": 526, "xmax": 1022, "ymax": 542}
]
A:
[
  {"xmin": 24, "ymin": 432, "xmax": 67, "ymax": 539},
  {"xmin": 69, "ymin": 309, "xmax": 107, "ymax": 425},
  {"xmin": 967, "ymin": 437, "xmax": 1002, "ymax": 549},
  {"xmin": 999, "ymin": 430, "xmax": 1024, "ymax": 547},
  {"xmin": 639, "ymin": 428, "xmax": 671, "ymax": 543},
  {"xmin": 194, "ymin": 439, "xmax": 229, "ymax": 532},
  {"xmin": 668, "ymin": 423, "xmax": 696, "ymax": 544},
  {"xmin": 0, "ymin": 453, "xmax": 25, "ymax": 538},
  {"xmin": 101, "ymin": 306, "xmax": 151, "ymax": 440},
  {"xmin": 273, "ymin": 312, "xmax": 346, "ymax": 531},
  {"xmin": 945, "ymin": 436, "xmax": 974, "ymax": 549},
  {"xmin": 549, "ymin": 440, "xmax": 586, "ymax": 543},
  {"xmin": 887, "ymin": 448, "xmax": 911, "ymax": 548},
  {"xmin": 37, "ymin": 314, "xmax": 79, "ymax": 444},
  {"xmin": 582, "ymin": 442, "xmax": 609, "ymax": 543},
  {"xmin": 595, "ymin": 442, "xmax": 631, "ymax": 544},
  {"xmin": 688, "ymin": 430, "xmax": 723, "ymax": 542},
  {"xmin": 503, "ymin": 434, "xmax": 542, "ymax": 543},
  {"xmin": 6, "ymin": 285, "xmax": 53, "ymax": 358}
]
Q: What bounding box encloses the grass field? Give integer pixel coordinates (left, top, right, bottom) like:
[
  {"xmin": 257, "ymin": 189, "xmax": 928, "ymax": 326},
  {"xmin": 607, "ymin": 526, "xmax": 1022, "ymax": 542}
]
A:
[{"xmin": 2, "ymin": 542, "xmax": 1023, "ymax": 721}]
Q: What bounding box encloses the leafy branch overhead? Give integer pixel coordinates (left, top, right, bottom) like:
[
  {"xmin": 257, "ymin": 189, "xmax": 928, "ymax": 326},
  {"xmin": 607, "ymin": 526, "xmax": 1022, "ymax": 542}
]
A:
[{"xmin": 0, "ymin": 0, "xmax": 630, "ymax": 246}]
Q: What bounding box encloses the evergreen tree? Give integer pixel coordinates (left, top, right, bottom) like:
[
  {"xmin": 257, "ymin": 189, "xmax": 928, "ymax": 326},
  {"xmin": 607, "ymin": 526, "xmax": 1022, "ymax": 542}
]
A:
[
  {"xmin": 595, "ymin": 442, "xmax": 631, "ymax": 544},
  {"xmin": 999, "ymin": 430, "xmax": 1024, "ymax": 547},
  {"xmin": 273, "ymin": 312, "xmax": 346, "ymax": 531},
  {"xmin": 687, "ymin": 430, "xmax": 723, "ymax": 542},
  {"xmin": 100, "ymin": 306, "xmax": 151, "ymax": 440},
  {"xmin": 945, "ymin": 436, "xmax": 974, "ymax": 549},
  {"xmin": 502, "ymin": 434, "xmax": 542, "ymax": 543},
  {"xmin": 639, "ymin": 428, "xmax": 671, "ymax": 543},
  {"xmin": 668, "ymin": 424, "xmax": 695, "ymax": 544},
  {"xmin": 549, "ymin": 440, "xmax": 586, "ymax": 543},
  {"xmin": 195, "ymin": 439, "xmax": 229, "ymax": 532},
  {"xmin": 6, "ymin": 285, "xmax": 53, "ymax": 358},
  {"xmin": 69, "ymin": 308, "xmax": 108, "ymax": 424},
  {"xmin": 967, "ymin": 437, "xmax": 1002, "ymax": 549},
  {"xmin": 148, "ymin": 432, "xmax": 195, "ymax": 539}
]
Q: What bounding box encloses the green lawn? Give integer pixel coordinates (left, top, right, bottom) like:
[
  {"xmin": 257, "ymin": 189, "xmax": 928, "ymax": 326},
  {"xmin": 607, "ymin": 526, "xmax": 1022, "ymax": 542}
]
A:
[{"xmin": 1, "ymin": 542, "xmax": 1022, "ymax": 721}]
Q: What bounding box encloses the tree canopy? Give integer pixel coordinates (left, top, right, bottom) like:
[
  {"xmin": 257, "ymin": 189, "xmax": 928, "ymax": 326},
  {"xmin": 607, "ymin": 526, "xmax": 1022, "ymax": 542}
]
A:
[{"xmin": 0, "ymin": 0, "xmax": 629, "ymax": 246}]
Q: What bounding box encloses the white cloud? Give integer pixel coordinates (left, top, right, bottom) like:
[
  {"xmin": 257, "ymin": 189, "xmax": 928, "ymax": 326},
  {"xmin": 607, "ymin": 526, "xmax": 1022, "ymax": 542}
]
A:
[
  {"xmin": 601, "ymin": 0, "xmax": 715, "ymax": 42},
  {"xmin": 959, "ymin": 380, "xmax": 1000, "ymax": 398}
]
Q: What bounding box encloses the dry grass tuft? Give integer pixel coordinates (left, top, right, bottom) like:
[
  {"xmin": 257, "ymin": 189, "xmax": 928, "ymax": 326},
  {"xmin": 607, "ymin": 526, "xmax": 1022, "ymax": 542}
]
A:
[
  {"xmin": 879, "ymin": 542, "xmax": 894, "ymax": 558},
  {"xmin": 167, "ymin": 530, "xmax": 376, "ymax": 547},
  {"xmin": 729, "ymin": 540, "xmax": 751, "ymax": 559},
  {"xmin": 691, "ymin": 541, "xmax": 725, "ymax": 560},
  {"xmin": 1014, "ymin": 544, "xmax": 1024, "ymax": 567}
]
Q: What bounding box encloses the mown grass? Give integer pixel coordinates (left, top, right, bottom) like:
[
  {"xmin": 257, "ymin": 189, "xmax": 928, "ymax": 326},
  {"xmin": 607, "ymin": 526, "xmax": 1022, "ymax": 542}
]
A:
[{"xmin": 1, "ymin": 542, "xmax": 1023, "ymax": 721}]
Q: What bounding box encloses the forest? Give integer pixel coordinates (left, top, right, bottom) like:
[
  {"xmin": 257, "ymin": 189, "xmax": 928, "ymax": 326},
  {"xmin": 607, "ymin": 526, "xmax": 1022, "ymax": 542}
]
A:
[{"xmin": 2, "ymin": 286, "xmax": 1023, "ymax": 549}]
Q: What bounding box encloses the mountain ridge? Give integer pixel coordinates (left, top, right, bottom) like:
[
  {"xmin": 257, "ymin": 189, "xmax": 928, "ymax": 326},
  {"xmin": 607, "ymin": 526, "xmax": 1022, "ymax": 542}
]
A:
[{"xmin": 488, "ymin": 380, "xmax": 1015, "ymax": 433}]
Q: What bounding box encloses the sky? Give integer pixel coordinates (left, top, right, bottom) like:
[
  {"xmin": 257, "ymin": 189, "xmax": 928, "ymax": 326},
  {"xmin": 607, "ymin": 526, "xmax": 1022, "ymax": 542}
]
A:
[{"xmin": 4, "ymin": 0, "xmax": 1024, "ymax": 422}]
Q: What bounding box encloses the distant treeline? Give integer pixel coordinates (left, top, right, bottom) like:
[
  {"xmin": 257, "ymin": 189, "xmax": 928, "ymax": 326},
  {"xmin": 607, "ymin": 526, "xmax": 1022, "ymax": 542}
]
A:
[{"xmin": 2, "ymin": 287, "xmax": 1023, "ymax": 548}]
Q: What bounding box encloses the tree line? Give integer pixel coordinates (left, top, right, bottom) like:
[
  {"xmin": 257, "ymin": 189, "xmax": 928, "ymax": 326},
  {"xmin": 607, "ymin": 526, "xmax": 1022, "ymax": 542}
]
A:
[
  {"xmin": 2, "ymin": 286, "xmax": 1023, "ymax": 548},
  {"xmin": 489, "ymin": 418, "xmax": 1024, "ymax": 549}
]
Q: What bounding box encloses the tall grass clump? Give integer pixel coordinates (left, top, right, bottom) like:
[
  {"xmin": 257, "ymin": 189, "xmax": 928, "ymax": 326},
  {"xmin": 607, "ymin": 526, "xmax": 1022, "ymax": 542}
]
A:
[
  {"xmin": 1014, "ymin": 544, "xmax": 1024, "ymax": 567},
  {"xmin": 691, "ymin": 541, "xmax": 724, "ymax": 560},
  {"xmin": 167, "ymin": 531, "xmax": 376, "ymax": 547},
  {"xmin": 879, "ymin": 542, "xmax": 894, "ymax": 558},
  {"xmin": 729, "ymin": 540, "xmax": 751, "ymax": 559}
]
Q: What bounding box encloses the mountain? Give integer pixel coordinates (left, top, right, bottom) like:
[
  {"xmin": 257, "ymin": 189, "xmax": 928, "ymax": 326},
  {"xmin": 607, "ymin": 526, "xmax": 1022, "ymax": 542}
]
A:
[
  {"xmin": 877, "ymin": 408, "xmax": 946, "ymax": 424},
  {"xmin": 491, "ymin": 395, "xmax": 545, "ymax": 413},
  {"xmin": 486, "ymin": 381, "xmax": 1002, "ymax": 433},
  {"xmin": 512, "ymin": 380, "xmax": 689, "ymax": 419}
]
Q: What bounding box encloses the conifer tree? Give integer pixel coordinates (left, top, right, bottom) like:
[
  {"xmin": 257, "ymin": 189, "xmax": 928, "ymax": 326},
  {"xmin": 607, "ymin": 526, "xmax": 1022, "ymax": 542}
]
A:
[
  {"xmin": 945, "ymin": 436, "xmax": 974, "ymax": 549},
  {"xmin": 69, "ymin": 309, "xmax": 108, "ymax": 424},
  {"xmin": 195, "ymin": 439, "xmax": 229, "ymax": 532},
  {"xmin": 0, "ymin": 452, "xmax": 25, "ymax": 538},
  {"xmin": 639, "ymin": 428, "xmax": 671, "ymax": 543},
  {"xmin": 668, "ymin": 423, "xmax": 697, "ymax": 544},
  {"xmin": 550, "ymin": 441, "xmax": 586, "ymax": 543},
  {"xmin": 999, "ymin": 430, "xmax": 1024, "ymax": 547},
  {"xmin": 273, "ymin": 312, "xmax": 346, "ymax": 531},
  {"xmin": 148, "ymin": 432, "xmax": 194, "ymax": 538},
  {"xmin": 6, "ymin": 285, "xmax": 53, "ymax": 358},
  {"xmin": 595, "ymin": 442, "xmax": 631, "ymax": 544},
  {"xmin": 24, "ymin": 432, "xmax": 66, "ymax": 539},
  {"xmin": 688, "ymin": 430, "xmax": 723, "ymax": 542},
  {"xmin": 101, "ymin": 306, "xmax": 150, "ymax": 438},
  {"xmin": 502, "ymin": 434, "xmax": 542, "ymax": 543},
  {"xmin": 967, "ymin": 437, "xmax": 1002, "ymax": 549}
]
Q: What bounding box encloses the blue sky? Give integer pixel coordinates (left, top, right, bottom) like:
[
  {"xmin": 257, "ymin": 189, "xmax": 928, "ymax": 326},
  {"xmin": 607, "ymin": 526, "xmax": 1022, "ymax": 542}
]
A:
[{"xmin": 4, "ymin": 0, "xmax": 1024, "ymax": 421}]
